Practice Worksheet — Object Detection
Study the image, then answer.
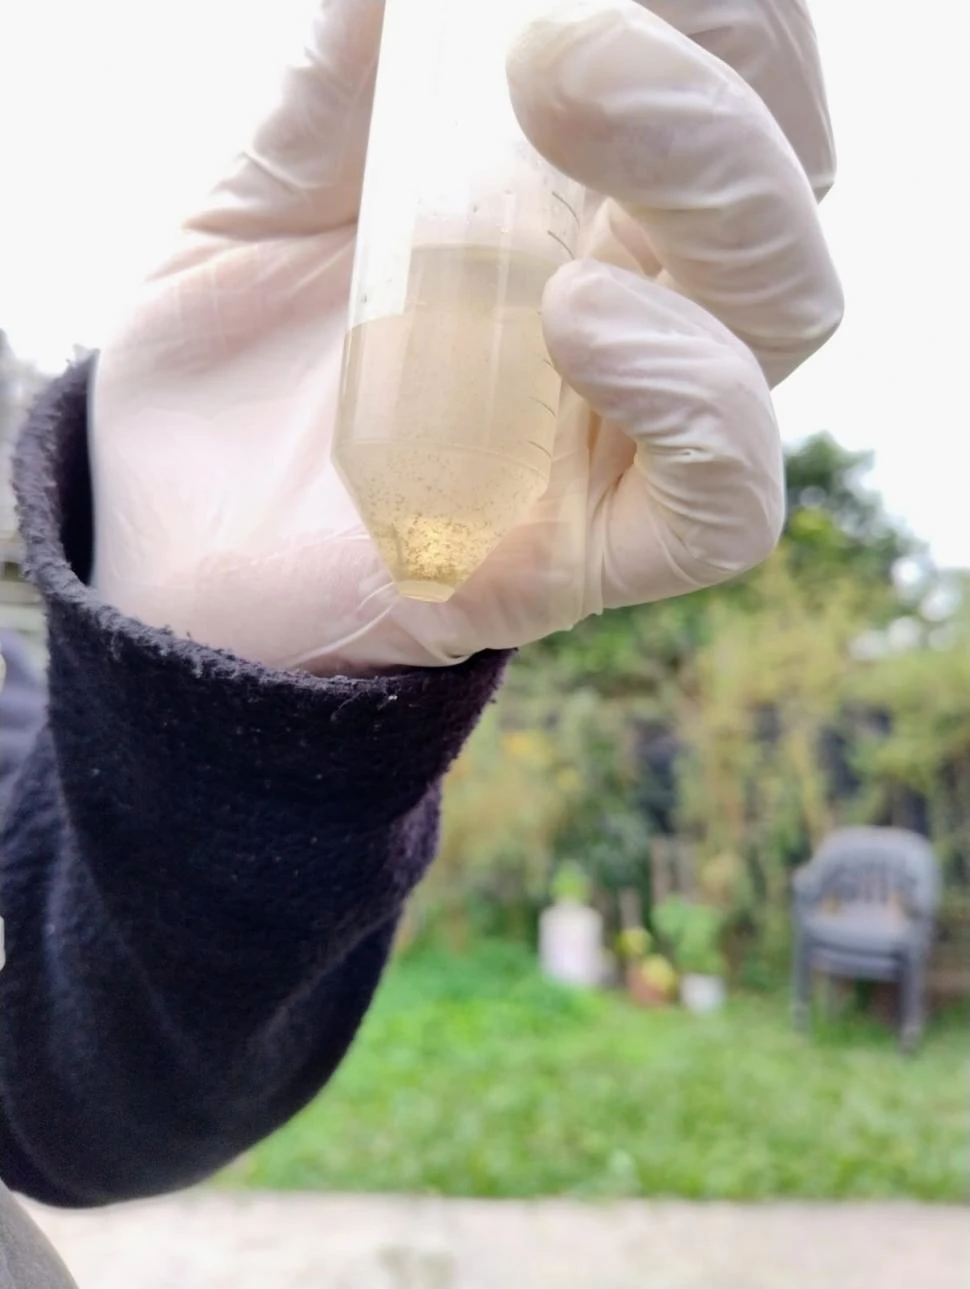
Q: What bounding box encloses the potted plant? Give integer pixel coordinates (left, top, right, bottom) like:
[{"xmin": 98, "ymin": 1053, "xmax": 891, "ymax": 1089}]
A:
[
  {"xmin": 615, "ymin": 927, "xmax": 678, "ymax": 1006},
  {"xmin": 538, "ymin": 862, "xmax": 605, "ymax": 988},
  {"xmin": 653, "ymin": 896, "xmax": 728, "ymax": 1014}
]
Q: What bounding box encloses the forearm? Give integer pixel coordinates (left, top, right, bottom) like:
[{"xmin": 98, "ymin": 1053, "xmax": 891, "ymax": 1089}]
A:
[{"xmin": 0, "ymin": 364, "xmax": 509, "ymax": 1206}]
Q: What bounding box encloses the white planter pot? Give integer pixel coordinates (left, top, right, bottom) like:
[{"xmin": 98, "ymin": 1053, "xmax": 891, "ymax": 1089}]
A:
[
  {"xmin": 539, "ymin": 901, "xmax": 605, "ymax": 988},
  {"xmin": 680, "ymin": 973, "xmax": 726, "ymax": 1015}
]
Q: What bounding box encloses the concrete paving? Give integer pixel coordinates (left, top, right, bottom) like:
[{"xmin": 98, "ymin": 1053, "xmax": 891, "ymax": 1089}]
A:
[{"xmin": 24, "ymin": 1192, "xmax": 970, "ymax": 1289}]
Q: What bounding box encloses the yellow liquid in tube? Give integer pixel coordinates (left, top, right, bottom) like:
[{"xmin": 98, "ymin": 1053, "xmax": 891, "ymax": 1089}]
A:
[{"xmin": 334, "ymin": 245, "xmax": 564, "ymax": 602}]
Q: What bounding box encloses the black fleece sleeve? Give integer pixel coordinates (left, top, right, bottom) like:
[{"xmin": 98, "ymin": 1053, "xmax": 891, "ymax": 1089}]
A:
[{"xmin": 0, "ymin": 363, "xmax": 509, "ymax": 1208}]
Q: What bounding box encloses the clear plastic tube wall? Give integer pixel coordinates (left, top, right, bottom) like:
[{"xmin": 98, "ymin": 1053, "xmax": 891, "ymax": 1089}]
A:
[{"xmin": 334, "ymin": 0, "xmax": 585, "ymax": 602}]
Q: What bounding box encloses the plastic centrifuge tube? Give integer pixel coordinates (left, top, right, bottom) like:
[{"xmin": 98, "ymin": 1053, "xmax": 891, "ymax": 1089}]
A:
[{"xmin": 333, "ymin": 0, "xmax": 586, "ymax": 603}]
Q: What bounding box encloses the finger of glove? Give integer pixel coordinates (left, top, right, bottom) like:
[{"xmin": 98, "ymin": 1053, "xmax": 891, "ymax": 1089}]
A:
[
  {"xmin": 508, "ymin": 2, "xmax": 843, "ymax": 388},
  {"xmin": 644, "ymin": 0, "xmax": 836, "ymax": 199},
  {"xmin": 185, "ymin": 0, "xmax": 384, "ymax": 240},
  {"xmin": 578, "ymin": 198, "xmax": 665, "ymax": 276},
  {"xmin": 542, "ymin": 257, "xmax": 784, "ymax": 611}
]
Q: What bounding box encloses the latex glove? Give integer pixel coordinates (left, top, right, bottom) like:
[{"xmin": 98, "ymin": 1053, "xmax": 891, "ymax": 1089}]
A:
[{"xmin": 90, "ymin": 0, "xmax": 842, "ymax": 674}]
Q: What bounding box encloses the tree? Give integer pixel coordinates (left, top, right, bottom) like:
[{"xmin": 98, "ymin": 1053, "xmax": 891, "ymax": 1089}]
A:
[
  {"xmin": 782, "ymin": 433, "xmax": 926, "ymax": 613},
  {"xmin": 1, "ymin": 331, "xmax": 50, "ymax": 549},
  {"xmin": 1, "ymin": 331, "xmax": 51, "ymax": 656}
]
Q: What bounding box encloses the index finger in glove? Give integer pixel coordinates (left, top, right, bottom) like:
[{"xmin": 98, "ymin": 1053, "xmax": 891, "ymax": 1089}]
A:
[
  {"xmin": 508, "ymin": 0, "xmax": 843, "ymax": 387},
  {"xmin": 186, "ymin": 0, "xmax": 385, "ymax": 241}
]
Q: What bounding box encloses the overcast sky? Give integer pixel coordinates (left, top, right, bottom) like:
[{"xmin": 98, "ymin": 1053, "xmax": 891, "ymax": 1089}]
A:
[{"xmin": 1, "ymin": 1, "xmax": 968, "ymax": 565}]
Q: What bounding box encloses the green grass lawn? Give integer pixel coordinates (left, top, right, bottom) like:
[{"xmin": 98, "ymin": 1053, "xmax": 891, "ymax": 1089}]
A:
[{"xmin": 219, "ymin": 942, "xmax": 970, "ymax": 1201}]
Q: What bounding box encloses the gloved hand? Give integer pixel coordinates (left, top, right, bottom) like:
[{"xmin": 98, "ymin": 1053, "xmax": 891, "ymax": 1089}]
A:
[{"xmin": 90, "ymin": 0, "xmax": 842, "ymax": 674}]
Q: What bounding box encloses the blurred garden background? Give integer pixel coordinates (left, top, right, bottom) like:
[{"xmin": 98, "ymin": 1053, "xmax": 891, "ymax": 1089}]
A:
[
  {"xmin": 221, "ymin": 422, "xmax": 970, "ymax": 1203},
  {"xmin": 3, "ymin": 331, "xmax": 969, "ymax": 1206}
]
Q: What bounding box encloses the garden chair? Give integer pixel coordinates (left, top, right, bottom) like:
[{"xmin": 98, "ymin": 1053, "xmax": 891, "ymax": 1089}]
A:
[{"xmin": 791, "ymin": 826, "xmax": 940, "ymax": 1050}]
